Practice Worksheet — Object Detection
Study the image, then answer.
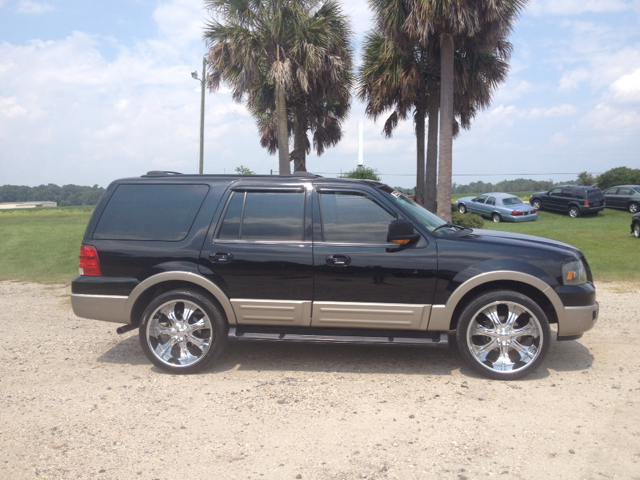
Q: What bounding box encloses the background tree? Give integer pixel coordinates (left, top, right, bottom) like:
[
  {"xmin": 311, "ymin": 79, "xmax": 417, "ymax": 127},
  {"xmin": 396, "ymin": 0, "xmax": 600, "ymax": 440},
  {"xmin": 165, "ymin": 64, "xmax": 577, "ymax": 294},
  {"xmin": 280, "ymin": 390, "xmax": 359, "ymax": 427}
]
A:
[
  {"xmin": 370, "ymin": 0, "xmax": 527, "ymax": 220},
  {"xmin": 204, "ymin": 0, "xmax": 353, "ymax": 174},
  {"xmin": 235, "ymin": 165, "xmax": 256, "ymax": 174},
  {"xmin": 596, "ymin": 167, "xmax": 640, "ymax": 190},
  {"xmin": 338, "ymin": 166, "xmax": 381, "ymax": 181},
  {"xmin": 576, "ymin": 171, "xmax": 595, "ymax": 186}
]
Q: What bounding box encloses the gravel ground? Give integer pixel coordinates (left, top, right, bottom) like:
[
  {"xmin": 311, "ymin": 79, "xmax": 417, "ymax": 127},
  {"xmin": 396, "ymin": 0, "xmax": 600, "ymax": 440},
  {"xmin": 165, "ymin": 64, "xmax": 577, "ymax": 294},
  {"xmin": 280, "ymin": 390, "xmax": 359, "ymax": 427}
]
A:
[{"xmin": 1, "ymin": 281, "xmax": 639, "ymax": 480}]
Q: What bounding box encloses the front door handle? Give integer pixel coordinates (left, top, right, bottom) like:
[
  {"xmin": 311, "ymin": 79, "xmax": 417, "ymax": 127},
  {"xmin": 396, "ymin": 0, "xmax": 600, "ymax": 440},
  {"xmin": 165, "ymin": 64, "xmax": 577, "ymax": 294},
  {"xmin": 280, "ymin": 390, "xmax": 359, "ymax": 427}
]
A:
[
  {"xmin": 326, "ymin": 254, "xmax": 351, "ymax": 267},
  {"xmin": 210, "ymin": 252, "xmax": 233, "ymax": 263}
]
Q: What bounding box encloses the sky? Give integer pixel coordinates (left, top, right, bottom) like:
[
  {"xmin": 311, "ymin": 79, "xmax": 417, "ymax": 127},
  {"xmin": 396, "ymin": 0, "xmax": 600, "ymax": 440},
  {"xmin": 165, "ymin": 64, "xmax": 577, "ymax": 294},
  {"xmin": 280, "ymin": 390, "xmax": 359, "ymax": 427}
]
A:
[{"xmin": 0, "ymin": 0, "xmax": 639, "ymax": 189}]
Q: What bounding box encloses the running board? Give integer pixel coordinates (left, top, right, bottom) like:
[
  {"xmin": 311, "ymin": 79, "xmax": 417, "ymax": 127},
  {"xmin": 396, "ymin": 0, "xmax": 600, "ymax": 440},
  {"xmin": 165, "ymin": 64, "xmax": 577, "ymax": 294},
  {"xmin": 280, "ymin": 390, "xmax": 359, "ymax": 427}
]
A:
[{"xmin": 228, "ymin": 327, "xmax": 448, "ymax": 348}]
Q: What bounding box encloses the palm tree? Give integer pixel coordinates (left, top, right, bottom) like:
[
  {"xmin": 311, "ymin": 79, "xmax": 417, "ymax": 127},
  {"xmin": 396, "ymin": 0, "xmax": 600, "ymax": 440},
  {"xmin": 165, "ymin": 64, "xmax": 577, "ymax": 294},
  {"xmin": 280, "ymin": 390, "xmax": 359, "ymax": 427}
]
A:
[
  {"xmin": 358, "ymin": 32, "xmax": 437, "ymax": 206},
  {"xmin": 204, "ymin": 0, "xmax": 353, "ymax": 175},
  {"xmin": 369, "ymin": 0, "xmax": 528, "ymax": 220}
]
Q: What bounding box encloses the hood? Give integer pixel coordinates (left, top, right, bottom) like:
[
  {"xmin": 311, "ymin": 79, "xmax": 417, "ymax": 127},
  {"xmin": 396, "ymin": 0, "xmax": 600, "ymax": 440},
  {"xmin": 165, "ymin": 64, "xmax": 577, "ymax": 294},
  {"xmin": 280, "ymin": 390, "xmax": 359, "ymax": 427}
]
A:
[{"xmin": 467, "ymin": 228, "xmax": 582, "ymax": 256}]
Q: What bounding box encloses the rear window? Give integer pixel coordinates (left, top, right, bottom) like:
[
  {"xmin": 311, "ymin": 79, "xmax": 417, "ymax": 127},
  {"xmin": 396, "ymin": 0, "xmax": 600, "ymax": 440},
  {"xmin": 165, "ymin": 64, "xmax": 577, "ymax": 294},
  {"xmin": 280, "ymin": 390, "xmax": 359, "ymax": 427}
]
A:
[
  {"xmin": 587, "ymin": 189, "xmax": 603, "ymax": 200},
  {"xmin": 93, "ymin": 184, "xmax": 209, "ymax": 241},
  {"xmin": 502, "ymin": 197, "xmax": 523, "ymax": 206}
]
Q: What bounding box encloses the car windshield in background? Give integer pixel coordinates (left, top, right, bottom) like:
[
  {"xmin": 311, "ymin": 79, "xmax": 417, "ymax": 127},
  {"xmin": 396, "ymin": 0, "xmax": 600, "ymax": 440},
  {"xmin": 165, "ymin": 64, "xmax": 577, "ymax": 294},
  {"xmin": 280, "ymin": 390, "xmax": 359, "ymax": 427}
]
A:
[
  {"xmin": 502, "ymin": 197, "xmax": 524, "ymax": 206},
  {"xmin": 380, "ymin": 187, "xmax": 446, "ymax": 232}
]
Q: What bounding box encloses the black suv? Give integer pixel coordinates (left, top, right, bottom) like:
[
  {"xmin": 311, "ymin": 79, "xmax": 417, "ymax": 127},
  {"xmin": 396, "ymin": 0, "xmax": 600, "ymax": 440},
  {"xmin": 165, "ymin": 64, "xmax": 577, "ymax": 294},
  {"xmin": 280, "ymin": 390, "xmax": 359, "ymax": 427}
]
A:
[
  {"xmin": 529, "ymin": 185, "xmax": 605, "ymax": 217},
  {"xmin": 72, "ymin": 172, "xmax": 598, "ymax": 380}
]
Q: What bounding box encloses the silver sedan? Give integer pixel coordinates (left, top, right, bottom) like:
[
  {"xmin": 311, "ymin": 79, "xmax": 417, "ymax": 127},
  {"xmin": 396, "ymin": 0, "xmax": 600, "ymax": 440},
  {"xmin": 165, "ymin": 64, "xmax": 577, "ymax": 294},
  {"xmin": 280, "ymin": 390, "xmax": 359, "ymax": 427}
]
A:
[{"xmin": 455, "ymin": 192, "xmax": 538, "ymax": 223}]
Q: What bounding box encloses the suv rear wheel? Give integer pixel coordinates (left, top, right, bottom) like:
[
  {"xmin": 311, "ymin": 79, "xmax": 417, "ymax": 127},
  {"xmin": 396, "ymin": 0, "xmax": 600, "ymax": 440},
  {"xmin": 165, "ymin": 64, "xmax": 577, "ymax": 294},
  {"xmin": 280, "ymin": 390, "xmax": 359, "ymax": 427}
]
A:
[
  {"xmin": 139, "ymin": 289, "xmax": 227, "ymax": 374},
  {"xmin": 456, "ymin": 291, "xmax": 551, "ymax": 380},
  {"xmin": 568, "ymin": 206, "xmax": 580, "ymax": 218}
]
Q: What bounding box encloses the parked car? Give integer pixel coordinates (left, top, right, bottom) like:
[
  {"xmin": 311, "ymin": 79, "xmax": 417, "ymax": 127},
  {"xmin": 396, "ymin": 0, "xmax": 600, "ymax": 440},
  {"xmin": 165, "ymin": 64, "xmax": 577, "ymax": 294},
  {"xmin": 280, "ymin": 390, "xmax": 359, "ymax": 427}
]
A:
[
  {"xmin": 71, "ymin": 171, "xmax": 598, "ymax": 380},
  {"xmin": 632, "ymin": 212, "xmax": 640, "ymax": 238},
  {"xmin": 603, "ymin": 185, "xmax": 640, "ymax": 213},
  {"xmin": 454, "ymin": 192, "xmax": 537, "ymax": 223},
  {"xmin": 529, "ymin": 185, "xmax": 605, "ymax": 218}
]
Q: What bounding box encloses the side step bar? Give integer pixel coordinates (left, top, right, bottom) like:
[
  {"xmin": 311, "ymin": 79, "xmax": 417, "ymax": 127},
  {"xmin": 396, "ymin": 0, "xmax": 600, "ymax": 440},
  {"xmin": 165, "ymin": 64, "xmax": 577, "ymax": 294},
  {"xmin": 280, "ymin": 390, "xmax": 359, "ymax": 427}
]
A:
[{"xmin": 228, "ymin": 327, "xmax": 449, "ymax": 348}]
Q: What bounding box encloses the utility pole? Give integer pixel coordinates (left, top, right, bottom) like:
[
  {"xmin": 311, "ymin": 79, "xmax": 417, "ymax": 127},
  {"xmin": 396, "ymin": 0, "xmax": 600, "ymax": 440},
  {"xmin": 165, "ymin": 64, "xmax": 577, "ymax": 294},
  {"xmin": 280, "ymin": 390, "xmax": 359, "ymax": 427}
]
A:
[{"xmin": 192, "ymin": 57, "xmax": 206, "ymax": 174}]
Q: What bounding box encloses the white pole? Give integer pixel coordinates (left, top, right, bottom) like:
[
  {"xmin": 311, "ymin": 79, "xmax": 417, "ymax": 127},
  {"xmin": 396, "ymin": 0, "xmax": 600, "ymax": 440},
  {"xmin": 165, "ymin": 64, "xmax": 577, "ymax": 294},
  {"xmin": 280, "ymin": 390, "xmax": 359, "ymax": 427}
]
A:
[{"xmin": 358, "ymin": 119, "xmax": 364, "ymax": 167}]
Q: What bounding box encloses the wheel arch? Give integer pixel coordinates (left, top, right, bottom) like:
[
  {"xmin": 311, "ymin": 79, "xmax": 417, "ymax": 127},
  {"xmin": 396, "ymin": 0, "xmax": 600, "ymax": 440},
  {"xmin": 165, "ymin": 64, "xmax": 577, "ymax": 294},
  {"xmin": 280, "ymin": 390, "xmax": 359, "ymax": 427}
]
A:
[
  {"xmin": 125, "ymin": 272, "xmax": 236, "ymax": 327},
  {"xmin": 428, "ymin": 271, "xmax": 562, "ymax": 331}
]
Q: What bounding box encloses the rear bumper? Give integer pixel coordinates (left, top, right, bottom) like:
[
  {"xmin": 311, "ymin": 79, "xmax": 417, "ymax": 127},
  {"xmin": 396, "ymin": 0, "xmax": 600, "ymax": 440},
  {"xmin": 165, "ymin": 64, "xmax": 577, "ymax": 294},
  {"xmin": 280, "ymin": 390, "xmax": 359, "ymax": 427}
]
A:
[
  {"xmin": 580, "ymin": 205, "xmax": 605, "ymax": 214},
  {"xmin": 71, "ymin": 293, "xmax": 130, "ymax": 324}
]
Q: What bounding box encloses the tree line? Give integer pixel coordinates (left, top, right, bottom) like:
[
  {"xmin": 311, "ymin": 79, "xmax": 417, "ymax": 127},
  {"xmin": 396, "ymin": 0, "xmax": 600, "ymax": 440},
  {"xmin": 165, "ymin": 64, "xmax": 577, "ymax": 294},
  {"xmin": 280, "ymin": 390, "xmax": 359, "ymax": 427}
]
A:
[
  {"xmin": 0, "ymin": 184, "xmax": 105, "ymax": 206},
  {"xmin": 203, "ymin": 0, "xmax": 528, "ymax": 221}
]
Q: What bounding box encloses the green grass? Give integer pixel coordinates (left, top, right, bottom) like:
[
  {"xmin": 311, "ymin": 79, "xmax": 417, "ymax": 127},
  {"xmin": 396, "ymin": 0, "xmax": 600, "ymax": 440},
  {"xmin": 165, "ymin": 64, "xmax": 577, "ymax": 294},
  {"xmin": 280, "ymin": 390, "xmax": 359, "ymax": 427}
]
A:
[
  {"xmin": 0, "ymin": 207, "xmax": 92, "ymax": 284},
  {"xmin": 482, "ymin": 208, "xmax": 640, "ymax": 282}
]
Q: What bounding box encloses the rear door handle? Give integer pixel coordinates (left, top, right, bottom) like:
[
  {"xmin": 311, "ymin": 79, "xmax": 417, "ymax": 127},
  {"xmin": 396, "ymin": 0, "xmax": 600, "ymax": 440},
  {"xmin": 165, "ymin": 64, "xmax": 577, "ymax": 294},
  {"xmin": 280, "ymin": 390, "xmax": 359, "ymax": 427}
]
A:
[
  {"xmin": 326, "ymin": 254, "xmax": 351, "ymax": 267},
  {"xmin": 210, "ymin": 252, "xmax": 233, "ymax": 263}
]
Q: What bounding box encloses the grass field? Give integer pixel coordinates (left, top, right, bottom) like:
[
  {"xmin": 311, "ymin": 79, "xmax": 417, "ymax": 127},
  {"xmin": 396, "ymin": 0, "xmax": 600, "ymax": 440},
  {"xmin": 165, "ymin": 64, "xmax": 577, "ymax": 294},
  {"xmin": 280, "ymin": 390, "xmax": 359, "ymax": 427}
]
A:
[
  {"xmin": 482, "ymin": 208, "xmax": 639, "ymax": 282},
  {"xmin": 0, "ymin": 207, "xmax": 92, "ymax": 284},
  {"xmin": 0, "ymin": 204, "xmax": 637, "ymax": 284}
]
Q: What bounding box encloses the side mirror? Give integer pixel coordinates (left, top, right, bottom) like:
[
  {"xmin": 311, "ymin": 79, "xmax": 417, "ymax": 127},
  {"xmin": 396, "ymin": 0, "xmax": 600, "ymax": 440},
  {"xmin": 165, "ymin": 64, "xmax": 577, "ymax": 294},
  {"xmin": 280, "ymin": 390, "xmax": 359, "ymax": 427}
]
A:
[
  {"xmin": 472, "ymin": 198, "xmax": 477, "ymax": 202},
  {"xmin": 387, "ymin": 219, "xmax": 420, "ymax": 246}
]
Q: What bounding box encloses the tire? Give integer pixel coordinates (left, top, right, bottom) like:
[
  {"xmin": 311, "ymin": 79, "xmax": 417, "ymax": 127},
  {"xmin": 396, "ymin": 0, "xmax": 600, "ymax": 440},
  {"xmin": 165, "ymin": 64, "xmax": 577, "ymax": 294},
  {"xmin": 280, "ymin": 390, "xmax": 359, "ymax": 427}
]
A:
[
  {"xmin": 634, "ymin": 223, "xmax": 640, "ymax": 238},
  {"xmin": 568, "ymin": 206, "xmax": 580, "ymax": 218},
  {"xmin": 629, "ymin": 202, "xmax": 639, "ymax": 214},
  {"xmin": 531, "ymin": 200, "xmax": 541, "ymax": 210},
  {"xmin": 455, "ymin": 290, "xmax": 551, "ymax": 380},
  {"xmin": 139, "ymin": 289, "xmax": 227, "ymax": 374},
  {"xmin": 458, "ymin": 204, "xmax": 467, "ymax": 214},
  {"xmin": 492, "ymin": 213, "xmax": 501, "ymax": 223}
]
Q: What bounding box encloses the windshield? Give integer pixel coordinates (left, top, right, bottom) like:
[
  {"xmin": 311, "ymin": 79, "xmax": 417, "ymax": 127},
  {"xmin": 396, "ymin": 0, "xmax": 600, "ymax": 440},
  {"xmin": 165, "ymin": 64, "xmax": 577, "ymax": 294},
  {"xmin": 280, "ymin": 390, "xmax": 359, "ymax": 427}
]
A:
[
  {"xmin": 379, "ymin": 186, "xmax": 447, "ymax": 231},
  {"xmin": 502, "ymin": 197, "xmax": 524, "ymax": 206}
]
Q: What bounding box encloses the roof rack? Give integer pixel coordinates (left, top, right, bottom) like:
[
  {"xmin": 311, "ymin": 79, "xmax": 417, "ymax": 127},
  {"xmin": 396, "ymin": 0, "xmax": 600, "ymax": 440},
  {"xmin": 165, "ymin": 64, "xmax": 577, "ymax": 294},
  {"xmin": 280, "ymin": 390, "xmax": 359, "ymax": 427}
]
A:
[
  {"xmin": 291, "ymin": 171, "xmax": 322, "ymax": 178},
  {"xmin": 144, "ymin": 171, "xmax": 183, "ymax": 177}
]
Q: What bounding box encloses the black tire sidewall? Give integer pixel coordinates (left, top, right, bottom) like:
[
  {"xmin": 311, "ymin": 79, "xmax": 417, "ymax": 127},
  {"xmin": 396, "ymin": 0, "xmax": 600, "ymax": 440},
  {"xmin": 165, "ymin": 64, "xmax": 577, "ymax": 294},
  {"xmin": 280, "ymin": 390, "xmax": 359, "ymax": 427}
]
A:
[
  {"xmin": 455, "ymin": 290, "xmax": 551, "ymax": 380},
  {"xmin": 139, "ymin": 289, "xmax": 228, "ymax": 374}
]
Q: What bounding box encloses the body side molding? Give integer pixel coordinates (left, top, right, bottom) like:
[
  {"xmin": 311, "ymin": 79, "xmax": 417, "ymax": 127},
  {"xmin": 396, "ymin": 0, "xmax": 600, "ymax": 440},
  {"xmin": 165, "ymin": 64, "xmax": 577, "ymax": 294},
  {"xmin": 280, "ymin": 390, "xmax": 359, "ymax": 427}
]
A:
[
  {"xmin": 125, "ymin": 271, "xmax": 237, "ymax": 325},
  {"xmin": 426, "ymin": 271, "xmax": 565, "ymax": 331}
]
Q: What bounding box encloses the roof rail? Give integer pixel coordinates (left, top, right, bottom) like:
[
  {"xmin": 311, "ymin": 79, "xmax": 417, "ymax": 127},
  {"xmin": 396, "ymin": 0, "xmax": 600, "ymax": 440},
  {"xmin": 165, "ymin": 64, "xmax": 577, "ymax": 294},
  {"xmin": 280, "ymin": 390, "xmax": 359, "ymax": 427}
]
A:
[
  {"xmin": 291, "ymin": 171, "xmax": 322, "ymax": 178},
  {"xmin": 143, "ymin": 171, "xmax": 183, "ymax": 177}
]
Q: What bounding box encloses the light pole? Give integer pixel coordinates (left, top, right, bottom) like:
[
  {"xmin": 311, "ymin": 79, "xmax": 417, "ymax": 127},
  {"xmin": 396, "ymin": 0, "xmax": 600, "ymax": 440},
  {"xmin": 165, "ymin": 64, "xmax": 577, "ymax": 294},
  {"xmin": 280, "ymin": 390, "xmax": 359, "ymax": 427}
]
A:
[{"xmin": 191, "ymin": 57, "xmax": 206, "ymax": 174}]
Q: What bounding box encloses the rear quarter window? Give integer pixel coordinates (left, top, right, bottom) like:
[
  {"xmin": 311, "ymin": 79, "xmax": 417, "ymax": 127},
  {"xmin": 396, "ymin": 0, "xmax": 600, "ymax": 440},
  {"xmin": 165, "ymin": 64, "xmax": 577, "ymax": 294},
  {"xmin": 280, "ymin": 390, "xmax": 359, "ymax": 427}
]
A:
[{"xmin": 93, "ymin": 184, "xmax": 209, "ymax": 241}]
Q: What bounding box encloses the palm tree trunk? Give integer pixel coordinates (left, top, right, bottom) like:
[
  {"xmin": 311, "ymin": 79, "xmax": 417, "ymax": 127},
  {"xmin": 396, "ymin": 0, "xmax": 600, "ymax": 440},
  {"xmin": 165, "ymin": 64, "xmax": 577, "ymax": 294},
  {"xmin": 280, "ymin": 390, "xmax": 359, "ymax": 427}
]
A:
[
  {"xmin": 276, "ymin": 82, "xmax": 290, "ymax": 175},
  {"xmin": 292, "ymin": 103, "xmax": 307, "ymax": 172},
  {"xmin": 437, "ymin": 33, "xmax": 454, "ymax": 222},
  {"xmin": 415, "ymin": 106, "xmax": 426, "ymax": 206},
  {"xmin": 425, "ymin": 90, "xmax": 439, "ymax": 213}
]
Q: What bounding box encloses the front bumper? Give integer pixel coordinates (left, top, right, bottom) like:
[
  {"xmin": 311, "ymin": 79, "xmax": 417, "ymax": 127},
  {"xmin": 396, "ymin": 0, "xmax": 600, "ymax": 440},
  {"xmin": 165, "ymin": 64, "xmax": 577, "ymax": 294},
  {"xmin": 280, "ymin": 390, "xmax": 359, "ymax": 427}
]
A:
[{"xmin": 557, "ymin": 302, "xmax": 598, "ymax": 339}]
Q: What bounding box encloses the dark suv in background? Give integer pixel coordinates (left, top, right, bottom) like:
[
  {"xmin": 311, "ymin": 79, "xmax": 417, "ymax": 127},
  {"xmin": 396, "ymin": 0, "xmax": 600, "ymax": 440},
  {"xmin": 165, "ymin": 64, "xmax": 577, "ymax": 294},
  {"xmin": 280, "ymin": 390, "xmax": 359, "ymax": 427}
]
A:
[
  {"xmin": 72, "ymin": 172, "xmax": 598, "ymax": 380},
  {"xmin": 529, "ymin": 185, "xmax": 605, "ymax": 217}
]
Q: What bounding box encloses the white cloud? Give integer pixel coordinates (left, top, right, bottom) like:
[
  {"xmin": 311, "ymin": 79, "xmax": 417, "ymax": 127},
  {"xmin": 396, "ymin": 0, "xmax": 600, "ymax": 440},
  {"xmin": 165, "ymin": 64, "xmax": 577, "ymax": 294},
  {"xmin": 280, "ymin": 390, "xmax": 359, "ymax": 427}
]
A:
[
  {"xmin": 558, "ymin": 68, "xmax": 590, "ymax": 91},
  {"xmin": 16, "ymin": 0, "xmax": 54, "ymax": 14},
  {"xmin": 529, "ymin": 0, "xmax": 635, "ymax": 15},
  {"xmin": 609, "ymin": 69, "xmax": 640, "ymax": 103},
  {"xmin": 529, "ymin": 104, "xmax": 577, "ymax": 117}
]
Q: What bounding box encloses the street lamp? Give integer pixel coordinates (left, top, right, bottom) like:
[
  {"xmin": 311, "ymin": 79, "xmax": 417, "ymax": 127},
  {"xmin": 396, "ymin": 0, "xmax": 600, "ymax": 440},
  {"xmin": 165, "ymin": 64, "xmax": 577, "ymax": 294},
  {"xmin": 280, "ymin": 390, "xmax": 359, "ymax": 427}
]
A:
[{"xmin": 191, "ymin": 57, "xmax": 206, "ymax": 174}]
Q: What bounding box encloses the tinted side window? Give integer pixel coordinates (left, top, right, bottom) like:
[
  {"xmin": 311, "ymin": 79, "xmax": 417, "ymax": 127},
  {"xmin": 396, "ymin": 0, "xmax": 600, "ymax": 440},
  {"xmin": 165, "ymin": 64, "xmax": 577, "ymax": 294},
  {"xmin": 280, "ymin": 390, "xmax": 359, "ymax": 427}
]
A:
[
  {"xmin": 218, "ymin": 191, "xmax": 304, "ymax": 241},
  {"xmin": 475, "ymin": 195, "xmax": 487, "ymax": 204},
  {"xmin": 618, "ymin": 188, "xmax": 633, "ymax": 195},
  {"xmin": 486, "ymin": 197, "xmax": 495, "ymax": 206},
  {"xmin": 93, "ymin": 184, "xmax": 209, "ymax": 241},
  {"xmin": 320, "ymin": 192, "xmax": 395, "ymax": 244},
  {"xmin": 604, "ymin": 188, "xmax": 618, "ymax": 195},
  {"xmin": 549, "ymin": 188, "xmax": 562, "ymax": 196},
  {"xmin": 573, "ymin": 189, "xmax": 585, "ymax": 199}
]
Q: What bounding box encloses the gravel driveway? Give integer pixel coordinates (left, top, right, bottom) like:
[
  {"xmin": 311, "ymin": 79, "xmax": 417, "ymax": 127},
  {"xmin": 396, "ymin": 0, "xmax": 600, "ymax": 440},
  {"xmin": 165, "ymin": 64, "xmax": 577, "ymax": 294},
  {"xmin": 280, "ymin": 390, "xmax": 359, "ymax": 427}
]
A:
[{"xmin": 1, "ymin": 281, "xmax": 639, "ymax": 480}]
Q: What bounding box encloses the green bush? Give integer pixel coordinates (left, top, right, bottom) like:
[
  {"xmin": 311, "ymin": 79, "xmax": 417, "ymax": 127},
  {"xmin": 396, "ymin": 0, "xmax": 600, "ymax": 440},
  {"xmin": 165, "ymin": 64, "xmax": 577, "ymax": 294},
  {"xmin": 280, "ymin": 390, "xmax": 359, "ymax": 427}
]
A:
[{"xmin": 452, "ymin": 211, "xmax": 484, "ymax": 229}]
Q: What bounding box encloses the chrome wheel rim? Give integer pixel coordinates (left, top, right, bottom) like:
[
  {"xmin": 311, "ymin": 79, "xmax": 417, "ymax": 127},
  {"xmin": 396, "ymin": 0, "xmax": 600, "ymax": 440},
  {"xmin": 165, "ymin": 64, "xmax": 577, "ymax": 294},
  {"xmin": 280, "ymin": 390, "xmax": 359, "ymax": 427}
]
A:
[
  {"xmin": 532, "ymin": 201, "xmax": 540, "ymax": 210},
  {"xmin": 630, "ymin": 203, "xmax": 638, "ymax": 213},
  {"xmin": 493, "ymin": 214, "xmax": 500, "ymax": 223},
  {"xmin": 569, "ymin": 208, "xmax": 578, "ymax": 217},
  {"xmin": 634, "ymin": 224, "xmax": 640, "ymax": 238},
  {"xmin": 466, "ymin": 300, "xmax": 543, "ymax": 374},
  {"xmin": 459, "ymin": 205, "xmax": 466, "ymax": 213},
  {"xmin": 146, "ymin": 300, "xmax": 213, "ymax": 368}
]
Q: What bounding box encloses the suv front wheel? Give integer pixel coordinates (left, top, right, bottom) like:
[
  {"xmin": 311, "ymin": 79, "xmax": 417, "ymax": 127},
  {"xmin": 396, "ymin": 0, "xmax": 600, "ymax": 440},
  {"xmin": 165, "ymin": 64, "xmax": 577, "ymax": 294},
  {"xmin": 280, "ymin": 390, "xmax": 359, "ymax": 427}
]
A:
[
  {"xmin": 568, "ymin": 206, "xmax": 580, "ymax": 218},
  {"xmin": 456, "ymin": 291, "xmax": 551, "ymax": 380},
  {"xmin": 139, "ymin": 289, "xmax": 227, "ymax": 374}
]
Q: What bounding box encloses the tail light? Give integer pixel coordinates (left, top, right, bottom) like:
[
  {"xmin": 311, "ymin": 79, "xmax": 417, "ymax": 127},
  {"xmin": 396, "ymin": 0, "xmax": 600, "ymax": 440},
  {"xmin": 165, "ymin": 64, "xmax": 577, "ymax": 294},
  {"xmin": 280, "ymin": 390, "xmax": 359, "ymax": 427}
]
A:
[
  {"xmin": 79, "ymin": 245, "xmax": 102, "ymax": 276},
  {"xmin": 583, "ymin": 200, "xmax": 589, "ymax": 206},
  {"xmin": 530, "ymin": 209, "xmax": 537, "ymax": 213},
  {"xmin": 511, "ymin": 210, "xmax": 524, "ymax": 215}
]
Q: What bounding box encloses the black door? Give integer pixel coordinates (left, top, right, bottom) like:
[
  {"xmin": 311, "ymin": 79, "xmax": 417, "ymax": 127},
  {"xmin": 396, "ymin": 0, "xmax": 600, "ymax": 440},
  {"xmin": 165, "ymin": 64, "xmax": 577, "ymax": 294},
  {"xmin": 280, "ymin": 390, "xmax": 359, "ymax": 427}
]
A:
[
  {"xmin": 199, "ymin": 184, "xmax": 314, "ymax": 327},
  {"xmin": 311, "ymin": 186, "xmax": 438, "ymax": 330}
]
